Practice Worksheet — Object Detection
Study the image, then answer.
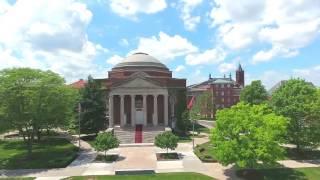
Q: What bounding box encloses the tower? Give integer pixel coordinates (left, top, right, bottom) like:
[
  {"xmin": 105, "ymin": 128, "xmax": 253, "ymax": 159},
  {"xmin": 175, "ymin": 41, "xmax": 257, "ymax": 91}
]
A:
[{"xmin": 236, "ymin": 63, "xmax": 244, "ymax": 87}]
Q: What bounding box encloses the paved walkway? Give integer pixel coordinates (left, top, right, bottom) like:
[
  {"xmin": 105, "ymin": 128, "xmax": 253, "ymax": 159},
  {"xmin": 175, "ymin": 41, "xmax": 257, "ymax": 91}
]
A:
[
  {"xmin": 1, "ymin": 131, "xmax": 320, "ymax": 180},
  {"xmin": 114, "ymin": 146, "xmax": 157, "ymax": 170},
  {"xmin": 67, "ymin": 135, "xmax": 97, "ymax": 167},
  {"xmin": 197, "ymin": 120, "xmax": 215, "ymax": 129}
]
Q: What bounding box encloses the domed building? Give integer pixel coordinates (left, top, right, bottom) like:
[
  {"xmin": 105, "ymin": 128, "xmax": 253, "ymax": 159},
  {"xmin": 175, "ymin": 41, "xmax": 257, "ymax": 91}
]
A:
[{"xmin": 72, "ymin": 52, "xmax": 186, "ymax": 143}]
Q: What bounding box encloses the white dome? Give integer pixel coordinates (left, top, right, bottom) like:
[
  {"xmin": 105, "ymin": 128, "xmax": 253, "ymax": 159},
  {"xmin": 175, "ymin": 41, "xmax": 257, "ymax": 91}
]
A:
[{"xmin": 114, "ymin": 52, "xmax": 167, "ymax": 69}]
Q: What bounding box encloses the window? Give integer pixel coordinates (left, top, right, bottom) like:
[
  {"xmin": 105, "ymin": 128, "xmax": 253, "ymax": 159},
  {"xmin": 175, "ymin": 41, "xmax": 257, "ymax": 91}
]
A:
[{"xmin": 221, "ymin": 91, "xmax": 224, "ymax": 96}]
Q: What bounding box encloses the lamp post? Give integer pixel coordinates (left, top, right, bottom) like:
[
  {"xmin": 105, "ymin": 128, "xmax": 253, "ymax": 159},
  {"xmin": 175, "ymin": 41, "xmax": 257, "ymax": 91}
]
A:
[
  {"xmin": 78, "ymin": 102, "xmax": 81, "ymax": 150},
  {"xmin": 192, "ymin": 118, "xmax": 195, "ymax": 150}
]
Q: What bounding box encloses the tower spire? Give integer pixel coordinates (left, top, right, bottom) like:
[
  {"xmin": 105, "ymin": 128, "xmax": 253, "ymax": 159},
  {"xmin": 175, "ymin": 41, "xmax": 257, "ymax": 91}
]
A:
[
  {"xmin": 236, "ymin": 63, "xmax": 245, "ymax": 87},
  {"xmin": 238, "ymin": 63, "xmax": 243, "ymax": 71}
]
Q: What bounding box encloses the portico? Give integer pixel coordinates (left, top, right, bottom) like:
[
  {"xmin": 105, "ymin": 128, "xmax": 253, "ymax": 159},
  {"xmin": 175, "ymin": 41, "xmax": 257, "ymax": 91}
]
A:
[
  {"xmin": 109, "ymin": 93, "xmax": 168, "ymax": 127},
  {"xmin": 101, "ymin": 52, "xmax": 186, "ymax": 143}
]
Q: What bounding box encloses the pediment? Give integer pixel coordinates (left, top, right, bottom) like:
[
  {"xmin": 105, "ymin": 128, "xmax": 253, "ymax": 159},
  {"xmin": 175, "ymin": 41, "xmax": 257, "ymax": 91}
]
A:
[{"xmin": 113, "ymin": 77, "xmax": 162, "ymax": 89}]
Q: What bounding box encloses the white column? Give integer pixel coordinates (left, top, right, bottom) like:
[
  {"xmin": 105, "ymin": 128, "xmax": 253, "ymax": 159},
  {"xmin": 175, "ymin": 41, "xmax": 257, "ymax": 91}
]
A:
[
  {"xmin": 153, "ymin": 94, "xmax": 158, "ymax": 126},
  {"xmin": 120, "ymin": 95, "xmax": 124, "ymax": 127},
  {"xmin": 108, "ymin": 95, "xmax": 113, "ymax": 127},
  {"xmin": 143, "ymin": 94, "xmax": 147, "ymax": 126},
  {"xmin": 164, "ymin": 94, "xmax": 168, "ymax": 126},
  {"xmin": 131, "ymin": 94, "xmax": 135, "ymax": 127}
]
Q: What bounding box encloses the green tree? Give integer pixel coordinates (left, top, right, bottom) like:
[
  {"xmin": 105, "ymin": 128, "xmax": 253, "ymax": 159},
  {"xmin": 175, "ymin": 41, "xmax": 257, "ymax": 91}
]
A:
[
  {"xmin": 155, "ymin": 131, "xmax": 179, "ymax": 154},
  {"xmin": 270, "ymin": 79, "xmax": 320, "ymax": 151},
  {"xmin": 212, "ymin": 103, "xmax": 287, "ymax": 168},
  {"xmin": 0, "ymin": 68, "xmax": 78, "ymax": 155},
  {"xmin": 78, "ymin": 75, "xmax": 106, "ymax": 134},
  {"xmin": 93, "ymin": 132, "xmax": 119, "ymax": 157},
  {"xmin": 190, "ymin": 91, "xmax": 214, "ymax": 120},
  {"xmin": 240, "ymin": 80, "xmax": 268, "ymax": 105},
  {"xmin": 175, "ymin": 89, "xmax": 189, "ymax": 133}
]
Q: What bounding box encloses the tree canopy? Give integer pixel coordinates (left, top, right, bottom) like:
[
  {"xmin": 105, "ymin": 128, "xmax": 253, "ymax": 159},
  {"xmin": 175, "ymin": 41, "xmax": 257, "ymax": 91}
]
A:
[
  {"xmin": 190, "ymin": 91, "xmax": 214, "ymax": 120},
  {"xmin": 240, "ymin": 80, "xmax": 268, "ymax": 105},
  {"xmin": 211, "ymin": 103, "xmax": 287, "ymax": 168},
  {"xmin": 175, "ymin": 89, "xmax": 189, "ymax": 133},
  {"xmin": 93, "ymin": 132, "xmax": 119, "ymax": 157},
  {"xmin": 270, "ymin": 79, "xmax": 320, "ymax": 150},
  {"xmin": 155, "ymin": 131, "xmax": 179, "ymax": 154},
  {"xmin": 77, "ymin": 75, "xmax": 106, "ymax": 134},
  {"xmin": 0, "ymin": 68, "xmax": 78, "ymax": 154}
]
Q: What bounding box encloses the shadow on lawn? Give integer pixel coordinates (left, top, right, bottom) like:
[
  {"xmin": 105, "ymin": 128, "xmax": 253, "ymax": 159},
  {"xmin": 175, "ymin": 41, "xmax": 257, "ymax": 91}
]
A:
[
  {"xmin": 0, "ymin": 138, "xmax": 78, "ymax": 170},
  {"xmin": 236, "ymin": 168, "xmax": 308, "ymax": 180},
  {"xmin": 285, "ymin": 148, "xmax": 320, "ymax": 161},
  {"xmin": 1, "ymin": 140, "xmax": 26, "ymax": 151},
  {"xmin": 223, "ymin": 165, "xmax": 239, "ymax": 180}
]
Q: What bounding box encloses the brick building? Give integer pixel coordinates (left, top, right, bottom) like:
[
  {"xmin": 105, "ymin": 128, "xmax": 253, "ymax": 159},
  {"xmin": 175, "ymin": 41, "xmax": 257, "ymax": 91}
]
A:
[
  {"xmin": 71, "ymin": 52, "xmax": 186, "ymax": 143},
  {"xmin": 187, "ymin": 64, "xmax": 245, "ymax": 118}
]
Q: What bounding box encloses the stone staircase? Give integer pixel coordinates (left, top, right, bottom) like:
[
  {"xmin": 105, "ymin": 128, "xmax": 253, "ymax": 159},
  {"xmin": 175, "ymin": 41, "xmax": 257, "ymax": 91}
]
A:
[
  {"xmin": 114, "ymin": 126, "xmax": 165, "ymax": 144},
  {"xmin": 114, "ymin": 126, "xmax": 135, "ymax": 144},
  {"xmin": 143, "ymin": 126, "xmax": 165, "ymax": 143}
]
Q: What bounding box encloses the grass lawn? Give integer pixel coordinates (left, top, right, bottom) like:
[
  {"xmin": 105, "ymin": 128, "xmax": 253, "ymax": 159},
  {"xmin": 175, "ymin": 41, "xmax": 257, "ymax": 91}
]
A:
[
  {"xmin": 173, "ymin": 132, "xmax": 206, "ymax": 143},
  {"xmin": 0, "ymin": 178, "xmax": 35, "ymax": 180},
  {"xmin": 65, "ymin": 172, "xmax": 213, "ymax": 180},
  {"xmin": 191, "ymin": 123, "xmax": 211, "ymax": 134},
  {"xmin": 194, "ymin": 142, "xmax": 217, "ymax": 162},
  {"xmin": 0, "ymin": 138, "xmax": 78, "ymax": 169},
  {"xmin": 237, "ymin": 167, "xmax": 320, "ymax": 180}
]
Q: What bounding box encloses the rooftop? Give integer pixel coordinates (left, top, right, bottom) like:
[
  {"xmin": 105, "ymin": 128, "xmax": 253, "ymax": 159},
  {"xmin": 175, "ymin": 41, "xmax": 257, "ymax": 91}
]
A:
[{"xmin": 114, "ymin": 52, "xmax": 168, "ymax": 69}]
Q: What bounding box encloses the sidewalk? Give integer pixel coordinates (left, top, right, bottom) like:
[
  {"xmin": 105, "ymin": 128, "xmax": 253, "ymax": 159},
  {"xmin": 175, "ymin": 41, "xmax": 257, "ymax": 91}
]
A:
[{"xmin": 1, "ymin": 132, "xmax": 320, "ymax": 180}]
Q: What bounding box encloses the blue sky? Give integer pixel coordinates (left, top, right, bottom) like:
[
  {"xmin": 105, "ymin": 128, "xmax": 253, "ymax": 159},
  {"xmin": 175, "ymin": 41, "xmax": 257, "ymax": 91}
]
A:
[{"xmin": 1, "ymin": 0, "xmax": 320, "ymax": 89}]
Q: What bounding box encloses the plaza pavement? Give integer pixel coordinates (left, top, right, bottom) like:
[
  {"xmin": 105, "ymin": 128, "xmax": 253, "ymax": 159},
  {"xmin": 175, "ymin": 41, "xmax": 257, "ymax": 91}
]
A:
[{"xmin": 1, "ymin": 132, "xmax": 320, "ymax": 180}]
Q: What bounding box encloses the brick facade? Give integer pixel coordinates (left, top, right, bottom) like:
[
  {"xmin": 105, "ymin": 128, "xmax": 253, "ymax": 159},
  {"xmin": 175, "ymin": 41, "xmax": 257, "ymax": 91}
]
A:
[{"xmin": 187, "ymin": 64, "xmax": 245, "ymax": 118}]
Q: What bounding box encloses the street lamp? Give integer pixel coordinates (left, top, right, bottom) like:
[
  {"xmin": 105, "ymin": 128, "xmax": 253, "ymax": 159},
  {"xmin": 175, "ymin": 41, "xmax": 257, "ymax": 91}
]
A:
[
  {"xmin": 192, "ymin": 118, "xmax": 195, "ymax": 150},
  {"xmin": 78, "ymin": 102, "xmax": 81, "ymax": 150}
]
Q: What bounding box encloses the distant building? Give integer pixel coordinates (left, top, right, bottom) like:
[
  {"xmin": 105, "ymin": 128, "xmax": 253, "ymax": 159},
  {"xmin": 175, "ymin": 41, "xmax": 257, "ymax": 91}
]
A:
[
  {"xmin": 268, "ymin": 80, "xmax": 287, "ymax": 95},
  {"xmin": 187, "ymin": 64, "xmax": 245, "ymax": 118}
]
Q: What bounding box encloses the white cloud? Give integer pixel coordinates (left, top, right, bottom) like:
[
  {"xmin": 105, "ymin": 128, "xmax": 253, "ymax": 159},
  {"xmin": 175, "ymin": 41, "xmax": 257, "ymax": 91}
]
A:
[
  {"xmin": 132, "ymin": 31, "xmax": 198, "ymax": 62},
  {"xmin": 218, "ymin": 62, "xmax": 236, "ymax": 73},
  {"xmin": 252, "ymin": 45, "xmax": 299, "ymax": 63},
  {"xmin": 110, "ymin": 0, "xmax": 167, "ymax": 18},
  {"xmin": 178, "ymin": 0, "xmax": 202, "ymax": 31},
  {"xmin": 185, "ymin": 48, "xmax": 226, "ymax": 65},
  {"xmin": 218, "ymin": 23, "xmax": 259, "ymax": 50},
  {"xmin": 186, "ymin": 68, "xmax": 207, "ymax": 85},
  {"xmin": 293, "ymin": 65, "xmax": 320, "ymax": 86},
  {"xmin": 210, "ymin": 0, "xmax": 320, "ymax": 62},
  {"xmin": 110, "ymin": 32, "xmax": 227, "ymax": 67},
  {"xmin": 119, "ymin": 38, "xmax": 129, "ymax": 47},
  {"xmin": 248, "ymin": 70, "xmax": 289, "ymax": 90},
  {"xmin": 0, "ymin": 0, "xmax": 10, "ymax": 15},
  {"xmin": 210, "ymin": 0, "xmax": 265, "ymax": 26},
  {"xmin": 0, "ymin": 0, "xmax": 109, "ymax": 82},
  {"xmin": 106, "ymin": 55, "xmax": 123, "ymax": 65},
  {"xmin": 175, "ymin": 65, "xmax": 185, "ymax": 72},
  {"xmin": 247, "ymin": 65, "xmax": 320, "ymax": 90}
]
